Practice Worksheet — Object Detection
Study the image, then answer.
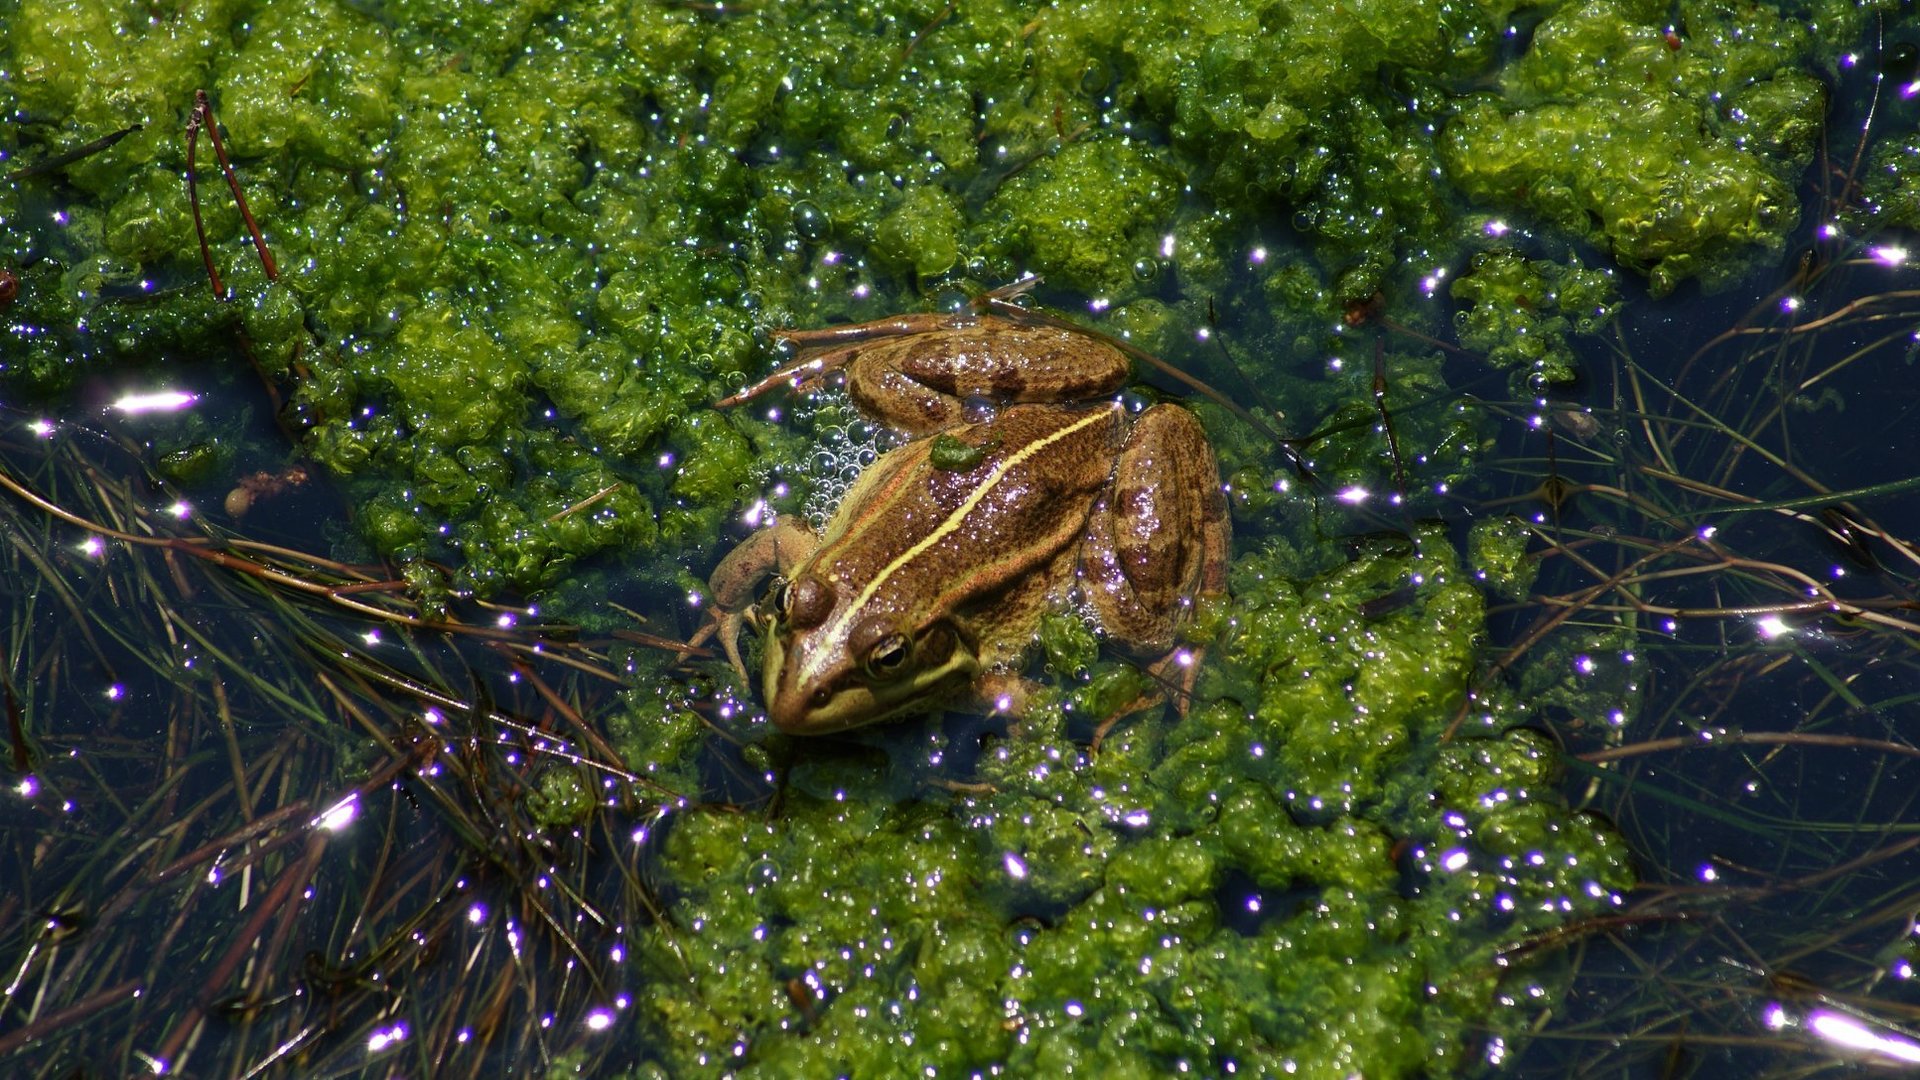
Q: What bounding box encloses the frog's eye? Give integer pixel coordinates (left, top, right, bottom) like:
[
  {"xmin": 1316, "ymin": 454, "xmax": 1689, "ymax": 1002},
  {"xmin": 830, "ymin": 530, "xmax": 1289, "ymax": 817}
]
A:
[{"xmin": 863, "ymin": 634, "xmax": 912, "ymax": 680}]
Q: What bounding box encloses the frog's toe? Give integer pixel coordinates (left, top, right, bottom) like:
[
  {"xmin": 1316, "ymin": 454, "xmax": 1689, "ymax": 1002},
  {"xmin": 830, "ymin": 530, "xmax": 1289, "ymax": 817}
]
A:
[
  {"xmin": 1146, "ymin": 645, "xmax": 1206, "ymax": 715},
  {"xmin": 717, "ymin": 611, "xmax": 753, "ymax": 685}
]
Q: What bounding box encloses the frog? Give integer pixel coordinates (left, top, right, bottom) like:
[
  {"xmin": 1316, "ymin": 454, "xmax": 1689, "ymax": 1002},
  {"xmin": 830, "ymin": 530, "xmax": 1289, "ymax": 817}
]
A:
[{"xmin": 701, "ymin": 293, "xmax": 1230, "ymax": 735}]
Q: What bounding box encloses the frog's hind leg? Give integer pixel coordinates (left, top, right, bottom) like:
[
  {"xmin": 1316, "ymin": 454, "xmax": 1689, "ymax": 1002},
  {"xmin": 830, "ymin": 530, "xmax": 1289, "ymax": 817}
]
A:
[
  {"xmin": 719, "ymin": 314, "xmax": 976, "ymax": 407},
  {"xmin": 775, "ymin": 312, "xmax": 970, "ymax": 348},
  {"xmin": 1080, "ymin": 404, "xmax": 1231, "ymax": 724}
]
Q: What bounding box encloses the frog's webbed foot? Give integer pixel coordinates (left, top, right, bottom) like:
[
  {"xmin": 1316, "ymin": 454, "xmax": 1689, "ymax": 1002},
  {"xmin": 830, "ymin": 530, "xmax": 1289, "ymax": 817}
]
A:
[
  {"xmin": 1090, "ymin": 599, "xmax": 1232, "ymax": 750},
  {"xmin": 1089, "ymin": 662, "xmax": 1186, "ymax": 754}
]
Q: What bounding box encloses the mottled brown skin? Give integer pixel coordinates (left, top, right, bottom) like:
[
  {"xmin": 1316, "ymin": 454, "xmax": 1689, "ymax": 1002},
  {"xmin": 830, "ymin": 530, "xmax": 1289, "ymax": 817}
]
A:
[{"xmin": 706, "ymin": 307, "xmax": 1230, "ymax": 734}]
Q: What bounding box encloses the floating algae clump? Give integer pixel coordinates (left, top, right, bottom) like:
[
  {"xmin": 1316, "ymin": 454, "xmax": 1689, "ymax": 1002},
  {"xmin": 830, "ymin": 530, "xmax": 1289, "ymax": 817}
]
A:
[
  {"xmin": 618, "ymin": 527, "xmax": 1634, "ymax": 1074},
  {"xmin": 1452, "ymin": 251, "xmax": 1619, "ymax": 391},
  {"xmin": 1439, "ymin": 0, "xmax": 1831, "ymax": 295},
  {"xmin": 1, "ymin": 0, "xmax": 1860, "ymax": 597}
]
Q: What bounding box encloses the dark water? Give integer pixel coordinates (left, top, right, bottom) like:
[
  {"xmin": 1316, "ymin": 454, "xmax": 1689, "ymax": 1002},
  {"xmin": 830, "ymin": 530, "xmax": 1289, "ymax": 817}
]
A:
[{"xmin": 1476, "ymin": 60, "xmax": 1920, "ymax": 1074}]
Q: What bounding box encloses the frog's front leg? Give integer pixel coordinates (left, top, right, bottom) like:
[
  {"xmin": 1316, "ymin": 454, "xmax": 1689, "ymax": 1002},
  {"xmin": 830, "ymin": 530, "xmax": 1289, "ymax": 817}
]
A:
[
  {"xmin": 694, "ymin": 518, "xmax": 818, "ymax": 683},
  {"xmin": 1079, "ymin": 404, "xmax": 1231, "ymax": 713}
]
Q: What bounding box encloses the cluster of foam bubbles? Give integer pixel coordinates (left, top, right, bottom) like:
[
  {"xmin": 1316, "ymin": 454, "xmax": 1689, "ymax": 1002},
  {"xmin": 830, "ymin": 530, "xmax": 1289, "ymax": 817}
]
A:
[{"xmin": 788, "ymin": 389, "xmax": 898, "ymax": 529}]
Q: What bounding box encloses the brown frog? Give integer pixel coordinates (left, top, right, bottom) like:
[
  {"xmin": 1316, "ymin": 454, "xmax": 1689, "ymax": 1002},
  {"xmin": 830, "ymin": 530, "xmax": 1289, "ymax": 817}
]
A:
[{"xmin": 704, "ymin": 297, "xmax": 1229, "ymax": 734}]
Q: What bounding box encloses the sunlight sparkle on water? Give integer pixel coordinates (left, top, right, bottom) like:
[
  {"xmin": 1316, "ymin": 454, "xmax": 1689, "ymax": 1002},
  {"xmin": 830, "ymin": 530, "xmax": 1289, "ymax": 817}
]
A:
[
  {"xmin": 27, "ymin": 419, "xmax": 54, "ymax": 437},
  {"xmin": 366, "ymin": 1022, "xmax": 408, "ymax": 1053},
  {"xmin": 110, "ymin": 390, "xmax": 198, "ymax": 415},
  {"xmin": 1336, "ymin": 486, "xmax": 1369, "ymax": 505},
  {"xmin": 1870, "ymin": 245, "xmax": 1908, "ymax": 268},
  {"xmin": 315, "ymin": 793, "xmax": 360, "ymax": 832},
  {"xmin": 1756, "ymin": 615, "xmax": 1792, "ymax": 639},
  {"xmin": 1807, "ymin": 1009, "xmax": 1920, "ymax": 1064},
  {"xmin": 1003, "ymin": 852, "xmax": 1029, "ymax": 881}
]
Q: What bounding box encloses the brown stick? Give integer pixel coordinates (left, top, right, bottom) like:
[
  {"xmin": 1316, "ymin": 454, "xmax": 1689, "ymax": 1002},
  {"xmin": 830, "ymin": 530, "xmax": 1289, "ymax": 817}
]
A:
[
  {"xmin": 196, "ymin": 90, "xmax": 279, "ymax": 282},
  {"xmin": 0, "ymin": 978, "xmax": 145, "ymax": 1058},
  {"xmin": 185, "ymin": 90, "xmax": 280, "ymax": 300}
]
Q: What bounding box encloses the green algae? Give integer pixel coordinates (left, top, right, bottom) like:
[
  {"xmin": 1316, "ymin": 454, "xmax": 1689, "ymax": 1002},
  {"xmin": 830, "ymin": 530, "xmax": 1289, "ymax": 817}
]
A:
[
  {"xmin": 1, "ymin": 0, "xmax": 1860, "ymax": 592},
  {"xmin": 1439, "ymin": 0, "xmax": 1833, "ymax": 296},
  {"xmin": 1470, "ymin": 514, "xmax": 1542, "ymax": 601},
  {"xmin": 612, "ymin": 527, "xmax": 1633, "ymax": 1075},
  {"xmin": 1851, "ymin": 133, "xmax": 1920, "ymax": 232},
  {"xmin": 1452, "ymin": 251, "xmax": 1618, "ymax": 391},
  {"xmin": 527, "ymin": 763, "xmax": 596, "ymax": 828}
]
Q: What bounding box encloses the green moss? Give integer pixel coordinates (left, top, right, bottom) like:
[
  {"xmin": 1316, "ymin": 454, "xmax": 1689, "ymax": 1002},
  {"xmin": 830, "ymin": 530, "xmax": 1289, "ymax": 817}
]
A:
[
  {"xmin": 874, "ymin": 184, "xmax": 965, "ymax": 280},
  {"xmin": 1853, "ymin": 134, "xmax": 1920, "ymax": 231},
  {"xmin": 603, "ymin": 663, "xmax": 726, "ymax": 796},
  {"xmin": 1512, "ymin": 624, "xmax": 1647, "ymax": 733},
  {"xmin": 977, "ymin": 137, "xmax": 1182, "ymax": 294},
  {"xmin": 1037, "ymin": 610, "xmax": 1100, "ymax": 679},
  {"xmin": 155, "ymin": 441, "xmax": 225, "ymax": 486}
]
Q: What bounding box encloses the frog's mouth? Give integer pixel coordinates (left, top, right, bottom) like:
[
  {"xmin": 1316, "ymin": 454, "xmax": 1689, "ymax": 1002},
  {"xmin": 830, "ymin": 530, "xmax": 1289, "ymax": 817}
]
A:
[{"xmin": 763, "ymin": 623, "xmax": 978, "ymax": 734}]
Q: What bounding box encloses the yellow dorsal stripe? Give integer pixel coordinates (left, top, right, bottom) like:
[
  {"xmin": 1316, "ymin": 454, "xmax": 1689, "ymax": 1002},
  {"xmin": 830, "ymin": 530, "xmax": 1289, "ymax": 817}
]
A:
[{"xmin": 799, "ymin": 404, "xmax": 1117, "ymax": 685}]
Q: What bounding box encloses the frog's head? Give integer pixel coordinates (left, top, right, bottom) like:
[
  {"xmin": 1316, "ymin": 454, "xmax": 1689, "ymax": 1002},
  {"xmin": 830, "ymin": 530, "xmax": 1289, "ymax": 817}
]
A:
[{"xmin": 757, "ymin": 571, "xmax": 978, "ymax": 734}]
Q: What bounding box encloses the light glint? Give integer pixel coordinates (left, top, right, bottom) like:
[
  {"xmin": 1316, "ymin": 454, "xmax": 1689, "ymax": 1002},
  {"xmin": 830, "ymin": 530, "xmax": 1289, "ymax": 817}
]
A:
[
  {"xmin": 315, "ymin": 794, "xmax": 360, "ymax": 832},
  {"xmin": 111, "ymin": 390, "xmax": 198, "ymax": 415}
]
